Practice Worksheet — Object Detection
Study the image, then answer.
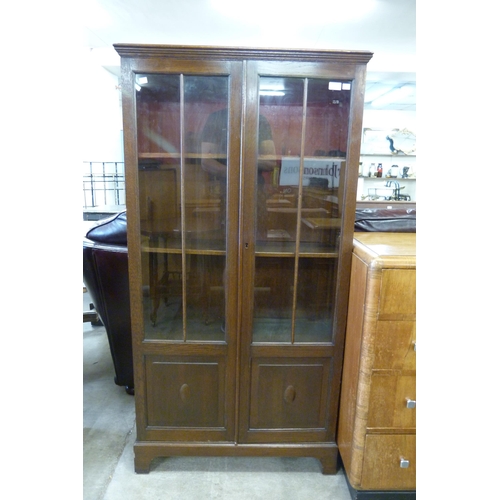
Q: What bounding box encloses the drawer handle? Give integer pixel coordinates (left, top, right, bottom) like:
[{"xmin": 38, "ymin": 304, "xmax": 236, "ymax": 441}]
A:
[
  {"xmin": 180, "ymin": 383, "xmax": 190, "ymax": 402},
  {"xmin": 406, "ymin": 398, "xmax": 416, "ymax": 409},
  {"xmin": 284, "ymin": 385, "xmax": 296, "ymax": 403},
  {"xmin": 400, "ymin": 458, "xmax": 410, "ymax": 469}
]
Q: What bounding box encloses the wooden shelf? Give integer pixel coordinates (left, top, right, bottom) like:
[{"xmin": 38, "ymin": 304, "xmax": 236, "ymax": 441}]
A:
[
  {"xmin": 256, "ymin": 241, "xmax": 339, "ymax": 257},
  {"xmin": 141, "ymin": 240, "xmax": 338, "ymax": 258},
  {"xmin": 360, "ymin": 153, "xmax": 416, "ymax": 158},
  {"xmin": 359, "ymin": 176, "xmax": 416, "ymax": 181},
  {"xmin": 138, "ymin": 153, "xmax": 348, "ymax": 161},
  {"xmin": 301, "ymin": 218, "xmax": 342, "ymax": 230}
]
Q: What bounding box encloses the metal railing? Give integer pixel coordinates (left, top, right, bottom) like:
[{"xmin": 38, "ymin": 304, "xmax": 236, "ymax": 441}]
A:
[{"xmin": 83, "ymin": 161, "xmax": 125, "ymax": 208}]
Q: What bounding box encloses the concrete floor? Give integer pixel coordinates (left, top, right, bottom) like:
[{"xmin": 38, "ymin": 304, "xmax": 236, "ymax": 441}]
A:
[{"xmin": 83, "ymin": 291, "xmax": 353, "ymax": 500}]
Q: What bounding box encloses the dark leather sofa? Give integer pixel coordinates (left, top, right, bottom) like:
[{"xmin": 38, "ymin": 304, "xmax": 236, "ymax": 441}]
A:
[
  {"xmin": 354, "ymin": 207, "xmax": 416, "ymax": 232},
  {"xmin": 82, "ymin": 207, "xmax": 415, "ymax": 396},
  {"xmin": 83, "ymin": 211, "xmax": 134, "ymax": 395}
]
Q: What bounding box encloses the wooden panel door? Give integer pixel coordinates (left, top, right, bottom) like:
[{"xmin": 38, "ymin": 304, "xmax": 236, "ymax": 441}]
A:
[
  {"xmin": 249, "ymin": 357, "xmax": 332, "ymax": 430},
  {"xmin": 145, "ymin": 355, "xmax": 226, "ymax": 428}
]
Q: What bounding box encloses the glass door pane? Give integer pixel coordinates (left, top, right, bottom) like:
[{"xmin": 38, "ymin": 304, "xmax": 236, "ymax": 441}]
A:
[
  {"xmin": 136, "ymin": 73, "xmax": 229, "ymax": 341},
  {"xmin": 252, "ymin": 77, "xmax": 304, "ymax": 343},
  {"xmin": 295, "ymin": 78, "xmax": 351, "ymax": 343},
  {"xmin": 185, "ymin": 76, "xmax": 228, "ymax": 340},
  {"xmin": 252, "ymin": 76, "xmax": 351, "ymax": 344}
]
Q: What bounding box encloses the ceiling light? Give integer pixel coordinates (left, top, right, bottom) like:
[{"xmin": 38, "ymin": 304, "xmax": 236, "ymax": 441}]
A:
[
  {"xmin": 211, "ymin": 0, "xmax": 376, "ymax": 26},
  {"xmin": 83, "ymin": 0, "xmax": 112, "ymax": 30},
  {"xmin": 328, "ymin": 82, "xmax": 351, "ymax": 91},
  {"xmin": 329, "ymin": 82, "xmax": 342, "ymax": 91},
  {"xmin": 260, "ymin": 80, "xmax": 285, "ymax": 91},
  {"xmin": 260, "ymin": 80, "xmax": 285, "ymax": 96}
]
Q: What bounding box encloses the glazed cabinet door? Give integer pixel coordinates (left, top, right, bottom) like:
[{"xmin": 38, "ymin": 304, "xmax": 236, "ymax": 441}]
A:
[
  {"xmin": 238, "ymin": 61, "xmax": 361, "ymax": 443},
  {"xmin": 122, "ymin": 58, "xmax": 243, "ymax": 442}
]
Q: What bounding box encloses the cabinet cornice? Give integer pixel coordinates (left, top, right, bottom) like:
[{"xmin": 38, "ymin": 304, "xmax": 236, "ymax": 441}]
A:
[{"xmin": 114, "ymin": 44, "xmax": 373, "ymax": 64}]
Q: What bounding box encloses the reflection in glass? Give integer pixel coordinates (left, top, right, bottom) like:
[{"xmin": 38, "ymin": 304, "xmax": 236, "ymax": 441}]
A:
[
  {"xmin": 252, "ymin": 76, "xmax": 351, "ymax": 344},
  {"xmin": 136, "ymin": 74, "xmax": 229, "ymax": 341}
]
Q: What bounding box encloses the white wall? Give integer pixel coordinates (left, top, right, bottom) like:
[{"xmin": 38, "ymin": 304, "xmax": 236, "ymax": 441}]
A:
[
  {"xmin": 362, "ymin": 108, "xmax": 416, "ymax": 132},
  {"xmin": 82, "ymin": 50, "xmax": 124, "ymax": 162}
]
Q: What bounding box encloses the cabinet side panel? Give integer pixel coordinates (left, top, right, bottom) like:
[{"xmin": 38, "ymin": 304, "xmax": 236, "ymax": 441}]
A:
[
  {"xmin": 120, "ymin": 57, "xmax": 149, "ymax": 435},
  {"xmin": 338, "ymin": 254, "xmax": 367, "ymax": 476}
]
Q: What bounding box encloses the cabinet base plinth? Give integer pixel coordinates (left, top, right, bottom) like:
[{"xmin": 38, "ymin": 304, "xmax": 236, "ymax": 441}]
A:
[
  {"xmin": 134, "ymin": 441, "xmax": 339, "ymax": 475},
  {"xmin": 345, "ymin": 474, "xmax": 416, "ymax": 500}
]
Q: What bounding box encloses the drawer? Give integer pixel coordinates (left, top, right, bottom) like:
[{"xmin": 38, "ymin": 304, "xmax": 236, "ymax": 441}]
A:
[
  {"xmin": 379, "ymin": 269, "xmax": 416, "ymax": 320},
  {"xmin": 367, "ymin": 372, "xmax": 416, "ymax": 429},
  {"xmin": 373, "ymin": 321, "xmax": 416, "ymax": 370},
  {"xmin": 361, "ymin": 434, "xmax": 416, "ymax": 490}
]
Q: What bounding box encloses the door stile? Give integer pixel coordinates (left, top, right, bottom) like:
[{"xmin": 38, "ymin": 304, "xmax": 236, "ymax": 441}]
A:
[
  {"xmin": 233, "ymin": 60, "xmax": 248, "ymax": 444},
  {"xmin": 237, "ymin": 60, "xmax": 260, "ymax": 442},
  {"xmin": 121, "ymin": 58, "xmax": 149, "ymax": 440}
]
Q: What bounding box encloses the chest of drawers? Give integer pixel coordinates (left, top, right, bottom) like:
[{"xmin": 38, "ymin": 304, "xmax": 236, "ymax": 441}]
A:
[{"xmin": 338, "ymin": 233, "xmax": 416, "ymax": 498}]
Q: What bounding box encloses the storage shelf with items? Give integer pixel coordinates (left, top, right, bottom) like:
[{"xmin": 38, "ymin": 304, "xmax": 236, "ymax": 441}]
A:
[
  {"xmin": 357, "ymin": 127, "xmax": 416, "ymax": 203},
  {"xmin": 357, "ymin": 157, "xmax": 416, "ymax": 203}
]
